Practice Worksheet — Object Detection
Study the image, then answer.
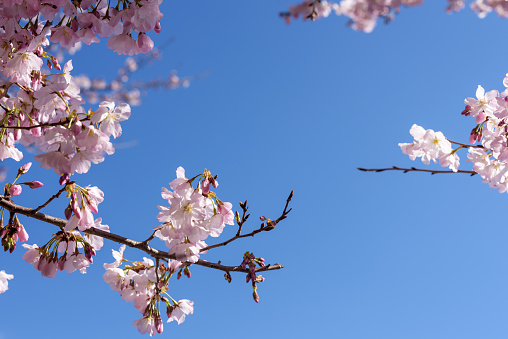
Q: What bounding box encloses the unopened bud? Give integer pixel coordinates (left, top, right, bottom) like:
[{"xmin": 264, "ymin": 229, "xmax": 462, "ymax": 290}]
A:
[
  {"xmin": 28, "ymin": 181, "xmax": 43, "ymax": 189},
  {"xmin": 9, "ymin": 185, "xmax": 22, "ymax": 197},
  {"xmin": 252, "ymin": 289, "xmax": 259, "ymax": 303},
  {"xmin": 224, "ymin": 272, "xmax": 232, "ymax": 283},
  {"xmin": 59, "ymin": 173, "xmax": 70, "ymax": 185},
  {"xmin": 154, "ymin": 20, "xmax": 161, "ymax": 34},
  {"xmin": 259, "ymin": 216, "xmax": 266, "ymax": 221},
  {"xmin": 52, "ymin": 57, "xmax": 61, "ymax": 71},
  {"xmin": 71, "ymin": 120, "xmax": 82, "ymax": 136},
  {"xmin": 64, "ymin": 205, "xmax": 73, "ymax": 220},
  {"xmin": 155, "ymin": 317, "xmax": 163, "ymax": 334},
  {"xmin": 18, "ymin": 162, "xmax": 31, "ymax": 175}
]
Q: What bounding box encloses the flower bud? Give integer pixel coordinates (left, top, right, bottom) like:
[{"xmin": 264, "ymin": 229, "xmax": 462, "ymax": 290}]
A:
[
  {"xmin": 252, "ymin": 289, "xmax": 259, "ymax": 303},
  {"xmin": 64, "ymin": 205, "xmax": 73, "ymax": 220},
  {"xmin": 154, "ymin": 21, "xmax": 161, "ymax": 34},
  {"xmin": 476, "ymin": 112, "xmax": 486, "ymax": 124},
  {"xmin": 59, "ymin": 173, "xmax": 70, "ymax": 185},
  {"xmin": 202, "ymin": 178, "xmax": 210, "ymax": 194},
  {"xmin": 71, "ymin": 120, "xmax": 82, "ymax": 136},
  {"xmin": 155, "ymin": 316, "xmax": 163, "ymax": 334},
  {"xmin": 28, "ymin": 181, "xmax": 43, "ymax": 189},
  {"xmin": 16, "ymin": 223, "xmax": 28, "ymax": 242},
  {"xmin": 18, "ymin": 162, "xmax": 31, "ymax": 175},
  {"xmin": 9, "ymin": 185, "xmax": 22, "ymax": 197}
]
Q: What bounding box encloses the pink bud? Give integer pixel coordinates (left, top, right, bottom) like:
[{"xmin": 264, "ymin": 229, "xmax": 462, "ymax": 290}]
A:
[
  {"xmin": 154, "ymin": 21, "xmax": 161, "ymax": 34},
  {"xmin": 259, "ymin": 216, "xmax": 266, "ymax": 221},
  {"xmin": 19, "ymin": 162, "xmax": 32, "ymax": 174},
  {"xmin": 155, "ymin": 317, "xmax": 163, "ymax": 334},
  {"xmin": 71, "ymin": 120, "xmax": 82, "ymax": 136},
  {"xmin": 59, "ymin": 173, "xmax": 70, "ymax": 185},
  {"xmin": 211, "ymin": 177, "xmax": 219, "ymax": 188},
  {"xmin": 252, "ymin": 290, "xmax": 259, "ymax": 303},
  {"xmin": 9, "ymin": 185, "xmax": 22, "ymax": 196},
  {"xmin": 17, "ymin": 224, "xmax": 29, "ymax": 242},
  {"xmin": 469, "ymin": 134, "xmax": 477, "ymax": 144},
  {"xmin": 52, "ymin": 57, "xmax": 61, "ymax": 71},
  {"xmin": 476, "ymin": 112, "xmax": 486, "ymax": 124},
  {"xmin": 202, "ymin": 178, "xmax": 210, "ymax": 194},
  {"xmin": 71, "ymin": 193, "xmax": 81, "ymax": 219},
  {"xmin": 28, "ymin": 181, "xmax": 43, "ymax": 189},
  {"xmin": 64, "ymin": 206, "xmax": 73, "ymax": 220}
]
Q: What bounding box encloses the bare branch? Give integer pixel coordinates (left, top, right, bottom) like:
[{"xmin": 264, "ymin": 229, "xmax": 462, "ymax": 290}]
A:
[
  {"xmin": 33, "ymin": 182, "xmax": 73, "ymax": 213},
  {"xmin": 357, "ymin": 166, "xmax": 477, "ymax": 176},
  {"xmin": 0, "ymin": 195, "xmax": 282, "ymax": 274},
  {"xmin": 201, "ymin": 191, "xmax": 293, "ymax": 252}
]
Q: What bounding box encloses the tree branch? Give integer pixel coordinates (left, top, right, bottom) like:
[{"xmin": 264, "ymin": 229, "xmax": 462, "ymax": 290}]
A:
[
  {"xmin": 357, "ymin": 166, "xmax": 477, "ymax": 176},
  {"xmin": 0, "ymin": 195, "xmax": 282, "ymax": 274},
  {"xmin": 201, "ymin": 191, "xmax": 293, "ymax": 252}
]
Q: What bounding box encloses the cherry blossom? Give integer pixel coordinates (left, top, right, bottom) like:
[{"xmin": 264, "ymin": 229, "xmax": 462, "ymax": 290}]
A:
[{"xmin": 0, "ymin": 270, "xmax": 13, "ymax": 294}]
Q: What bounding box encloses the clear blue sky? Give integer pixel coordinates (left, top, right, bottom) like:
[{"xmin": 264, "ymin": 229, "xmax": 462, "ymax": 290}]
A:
[{"xmin": 2, "ymin": 1, "xmax": 508, "ymax": 338}]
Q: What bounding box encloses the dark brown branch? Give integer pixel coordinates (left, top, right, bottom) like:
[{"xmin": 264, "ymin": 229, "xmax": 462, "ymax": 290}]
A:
[
  {"xmin": 0, "ymin": 195, "xmax": 281, "ymax": 274},
  {"xmin": 357, "ymin": 166, "xmax": 477, "ymax": 176},
  {"xmin": 2, "ymin": 117, "xmax": 90, "ymax": 130},
  {"xmin": 33, "ymin": 182, "xmax": 73, "ymax": 213},
  {"xmin": 201, "ymin": 191, "xmax": 293, "ymax": 252}
]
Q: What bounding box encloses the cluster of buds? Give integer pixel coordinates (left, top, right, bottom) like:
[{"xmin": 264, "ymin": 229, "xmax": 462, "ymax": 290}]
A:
[
  {"xmin": 4, "ymin": 163, "xmax": 43, "ymax": 197},
  {"xmin": 63, "ymin": 182, "xmax": 104, "ymax": 232},
  {"xmin": 469, "ymin": 124, "xmax": 484, "ymax": 144},
  {"xmin": 200, "ymin": 168, "xmax": 218, "ymax": 195},
  {"xmin": 241, "ymin": 252, "xmax": 266, "ymax": 303},
  {"xmin": 21, "ymin": 230, "xmax": 101, "ymax": 278},
  {"xmin": 1, "ymin": 214, "xmax": 28, "ymax": 253},
  {"xmin": 259, "ymin": 215, "xmax": 277, "ymax": 230}
]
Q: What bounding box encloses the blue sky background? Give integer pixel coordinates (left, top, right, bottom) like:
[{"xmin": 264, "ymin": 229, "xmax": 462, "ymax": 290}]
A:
[{"xmin": 3, "ymin": 1, "xmax": 508, "ymax": 338}]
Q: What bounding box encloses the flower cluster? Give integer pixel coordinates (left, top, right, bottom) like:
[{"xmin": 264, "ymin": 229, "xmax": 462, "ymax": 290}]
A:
[
  {"xmin": 460, "ymin": 77, "xmax": 508, "ymax": 193},
  {"xmin": 155, "ymin": 167, "xmax": 234, "ymax": 264},
  {"xmin": 22, "ymin": 221, "xmax": 108, "ymax": 278},
  {"xmin": 282, "ymin": 0, "xmax": 508, "ymax": 32},
  {"xmin": 104, "ymin": 245, "xmax": 194, "ymax": 336},
  {"xmin": 399, "ymin": 124, "xmax": 459, "ymax": 172},
  {"xmin": 398, "ymin": 73, "xmax": 508, "ymax": 193},
  {"xmin": 281, "ymin": 0, "xmax": 423, "ymax": 32}
]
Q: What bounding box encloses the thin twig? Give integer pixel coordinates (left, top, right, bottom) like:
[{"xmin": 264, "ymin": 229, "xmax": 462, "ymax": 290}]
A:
[
  {"xmin": 33, "ymin": 182, "xmax": 73, "ymax": 213},
  {"xmin": 201, "ymin": 191, "xmax": 293, "ymax": 252},
  {"xmin": 357, "ymin": 166, "xmax": 477, "ymax": 176}
]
